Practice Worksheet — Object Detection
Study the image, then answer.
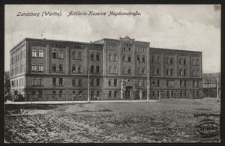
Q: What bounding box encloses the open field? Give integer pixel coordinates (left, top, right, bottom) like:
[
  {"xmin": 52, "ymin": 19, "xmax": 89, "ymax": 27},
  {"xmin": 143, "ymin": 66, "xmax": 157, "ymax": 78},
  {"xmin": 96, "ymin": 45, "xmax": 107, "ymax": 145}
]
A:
[{"xmin": 4, "ymin": 98, "xmax": 220, "ymax": 143}]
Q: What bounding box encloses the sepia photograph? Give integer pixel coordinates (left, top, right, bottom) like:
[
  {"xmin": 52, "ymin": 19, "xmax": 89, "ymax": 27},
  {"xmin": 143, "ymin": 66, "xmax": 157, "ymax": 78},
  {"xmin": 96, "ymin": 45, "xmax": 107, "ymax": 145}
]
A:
[{"xmin": 4, "ymin": 4, "xmax": 221, "ymax": 143}]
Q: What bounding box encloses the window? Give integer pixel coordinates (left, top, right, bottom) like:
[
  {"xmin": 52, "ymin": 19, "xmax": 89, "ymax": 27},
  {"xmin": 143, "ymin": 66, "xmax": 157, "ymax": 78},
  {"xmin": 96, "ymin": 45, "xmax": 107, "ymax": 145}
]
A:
[
  {"xmin": 167, "ymin": 91, "xmax": 170, "ymax": 97},
  {"xmin": 53, "ymin": 50, "xmax": 56, "ymax": 59},
  {"xmin": 96, "ymin": 53, "xmax": 100, "ymax": 61},
  {"xmin": 32, "ymin": 64, "xmax": 36, "ymax": 71},
  {"xmin": 196, "ymin": 59, "xmax": 199, "ymax": 65},
  {"xmin": 184, "ymin": 91, "xmax": 187, "ymax": 96},
  {"xmin": 114, "ymin": 91, "xmax": 117, "ymax": 97},
  {"xmin": 91, "ymin": 91, "xmax": 94, "ymax": 98},
  {"xmin": 184, "ymin": 69, "xmax": 187, "ymax": 76},
  {"xmin": 166, "ymin": 68, "xmax": 169, "ymax": 76},
  {"xmin": 156, "ymin": 80, "xmax": 160, "ymax": 87},
  {"xmin": 128, "ymin": 68, "xmax": 132, "ymax": 74},
  {"xmin": 91, "ymin": 66, "xmax": 94, "ymax": 73},
  {"xmin": 109, "ymin": 79, "xmax": 111, "ymax": 86},
  {"xmin": 156, "ymin": 68, "xmax": 160, "ymax": 75},
  {"xmin": 38, "ymin": 50, "xmax": 44, "ymax": 57},
  {"xmin": 78, "ymin": 52, "xmax": 82, "ymax": 59},
  {"xmin": 171, "ymin": 91, "xmax": 174, "ymax": 97},
  {"xmin": 142, "ymin": 56, "xmax": 145, "ymax": 63},
  {"xmin": 179, "ymin": 58, "xmax": 182, "ymax": 65},
  {"xmin": 32, "ymin": 49, "xmax": 37, "ymax": 57},
  {"xmin": 38, "ymin": 90, "xmax": 43, "ymax": 98},
  {"xmin": 180, "ymin": 91, "xmax": 183, "ymax": 97},
  {"xmin": 31, "ymin": 78, "xmax": 36, "ymax": 86},
  {"xmin": 32, "ymin": 91, "xmax": 36, "ymax": 99},
  {"xmin": 52, "ymin": 91, "xmax": 56, "ymax": 98},
  {"xmin": 196, "ymin": 91, "xmax": 199, "ymax": 97},
  {"xmin": 184, "ymin": 58, "xmax": 186, "ymax": 65},
  {"xmin": 72, "ymin": 51, "xmax": 76, "ymax": 60},
  {"xmin": 142, "ymin": 67, "xmax": 145, "ymax": 74},
  {"xmin": 109, "ymin": 53, "xmax": 112, "ymax": 61},
  {"xmin": 109, "ymin": 66, "xmax": 112, "ymax": 74},
  {"xmin": 78, "ymin": 65, "xmax": 82, "ymax": 73},
  {"xmin": 38, "ymin": 78, "xmax": 43, "ymax": 86},
  {"xmin": 72, "ymin": 65, "xmax": 76, "ymax": 73},
  {"xmin": 59, "ymin": 50, "xmax": 63, "ymax": 59},
  {"xmin": 96, "ymin": 79, "xmax": 100, "ymax": 86},
  {"xmin": 128, "ymin": 55, "xmax": 131, "ymax": 62},
  {"xmin": 59, "ymin": 90, "xmax": 63, "ymax": 98},
  {"xmin": 170, "ymin": 69, "xmax": 173, "ymax": 76},
  {"xmin": 180, "ymin": 80, "xmax": 184, "ymax": 87},
  {"xmin": 96, "ymin": 66, "xmax": 100, "ymax": 73},
  {"xmin": 153, "ymin": 91, "xmax": 155, "ymax": 97},
  {"xmin": 123, "ymin": 55, "xmax": 126, "ymax": 61},
  {"xmin": 114, "ymin": 79, "xmax": 117, "ymax": 86},
  {"xmin": 52, "ymin": 78, "xmax": 56, "ymax": 86},
  {"xmin": 114, "ymin": 66, "xmax": 117, "ymax": 74},
  {"xmin": 59, "ymin": 78, "xmax": 63, "ymax": 86},
  {"xmin": 97, "ymin": 91, "xmax": 100, "ymax": 97},
  {"xmin": 38, "ymin": 64, "xmax": 43, "ymax": 71},
  {"xmin": 137, "ymin": 55, "xmax": 140, "ymax": 62},
  {"xmin": 52, "ymin": 64, "xmax": 56, "ymax": 72},
  {"xmin": 59, "ymin": 64, "xmax": 63, "ymax": 72},
  {"xmin": 91, "ymin": 52, "xmax": 95, "ymax": 61},
  {"xmin": 109, "ymin": 91, "xmax": 112, "ymax": 97},
  {"xmin": 180, "ymin": 69, "xmax": 183, "ymax": 76}
]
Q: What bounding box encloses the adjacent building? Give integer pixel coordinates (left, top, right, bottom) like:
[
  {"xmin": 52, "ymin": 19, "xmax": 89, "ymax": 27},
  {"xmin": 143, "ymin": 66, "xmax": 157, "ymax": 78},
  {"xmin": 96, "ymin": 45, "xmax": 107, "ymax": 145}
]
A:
[{"xmin": 9, "ymin": 36, "xmax": 203, "ymax": 101}]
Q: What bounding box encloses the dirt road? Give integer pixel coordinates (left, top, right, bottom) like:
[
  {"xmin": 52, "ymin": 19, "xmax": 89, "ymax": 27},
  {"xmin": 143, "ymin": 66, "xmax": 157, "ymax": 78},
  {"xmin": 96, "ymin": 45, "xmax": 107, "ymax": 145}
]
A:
[{"xmin": 4, "ymin": 98, "xmax": 220, "ymax": 143}]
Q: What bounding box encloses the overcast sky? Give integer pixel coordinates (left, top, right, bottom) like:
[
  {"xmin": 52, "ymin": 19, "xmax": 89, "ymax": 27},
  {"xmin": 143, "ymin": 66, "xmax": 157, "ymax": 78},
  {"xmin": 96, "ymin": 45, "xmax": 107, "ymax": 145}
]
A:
[{"xmin": 5, "ymin": 5, "xmax": 221, "ymax": 73}]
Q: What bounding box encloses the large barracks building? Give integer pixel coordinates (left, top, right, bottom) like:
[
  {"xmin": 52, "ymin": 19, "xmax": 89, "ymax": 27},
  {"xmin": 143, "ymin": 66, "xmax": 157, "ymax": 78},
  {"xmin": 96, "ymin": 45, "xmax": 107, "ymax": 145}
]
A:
[{"xmin": 9, "ymin": 36, "xmax": 203, "ymax": 101}]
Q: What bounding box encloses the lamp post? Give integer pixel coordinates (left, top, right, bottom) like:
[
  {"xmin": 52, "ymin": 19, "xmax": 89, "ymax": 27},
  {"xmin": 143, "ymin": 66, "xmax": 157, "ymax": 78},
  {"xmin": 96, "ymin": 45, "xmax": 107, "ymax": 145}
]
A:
[
  {"xmin": 121, "ymin": 79, "xmax": 124, "ymax": 100},
  {"xmin": 87, "ymin": 69, "xmax": 90, "ymax": 102},
  {"xmin": 216, "ymin": 77, "xmax": 220, "ymax": 102}
]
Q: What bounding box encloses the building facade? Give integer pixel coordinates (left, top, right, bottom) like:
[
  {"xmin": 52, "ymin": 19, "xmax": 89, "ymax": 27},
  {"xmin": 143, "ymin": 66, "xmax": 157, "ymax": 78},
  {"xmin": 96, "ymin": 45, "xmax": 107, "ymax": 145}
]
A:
[{"xmin": 9, "ymin": 36, "xmax": 203, "ymax": 101}]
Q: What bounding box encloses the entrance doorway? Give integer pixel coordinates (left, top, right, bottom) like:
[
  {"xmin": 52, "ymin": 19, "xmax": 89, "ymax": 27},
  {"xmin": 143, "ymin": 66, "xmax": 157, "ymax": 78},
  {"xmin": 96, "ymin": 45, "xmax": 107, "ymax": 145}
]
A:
[{"xmin": 125, "ymin": 86, "xmax": 133, "ymax": 99}]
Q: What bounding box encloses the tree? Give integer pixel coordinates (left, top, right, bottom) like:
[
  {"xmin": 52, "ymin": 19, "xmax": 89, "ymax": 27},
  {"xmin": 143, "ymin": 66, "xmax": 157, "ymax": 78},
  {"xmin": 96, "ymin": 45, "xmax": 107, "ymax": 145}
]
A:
[{"xmin": 4, "ymin": 71, "xmax": 10, "ymax": 94}]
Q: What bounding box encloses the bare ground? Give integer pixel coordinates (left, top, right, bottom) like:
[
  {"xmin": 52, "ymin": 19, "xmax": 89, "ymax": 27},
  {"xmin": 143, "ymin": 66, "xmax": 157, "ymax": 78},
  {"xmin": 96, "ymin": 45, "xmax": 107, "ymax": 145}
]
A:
[{"xmin": 4, "ymin": 98, "xmax": 221, "ymax": 143}]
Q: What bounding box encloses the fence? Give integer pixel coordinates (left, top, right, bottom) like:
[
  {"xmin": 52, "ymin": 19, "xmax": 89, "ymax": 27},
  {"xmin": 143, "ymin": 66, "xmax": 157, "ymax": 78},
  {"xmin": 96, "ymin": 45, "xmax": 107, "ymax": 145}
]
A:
[{"xmin": 9, "ymin": 92, "xmax": 203, "ymax": 102}]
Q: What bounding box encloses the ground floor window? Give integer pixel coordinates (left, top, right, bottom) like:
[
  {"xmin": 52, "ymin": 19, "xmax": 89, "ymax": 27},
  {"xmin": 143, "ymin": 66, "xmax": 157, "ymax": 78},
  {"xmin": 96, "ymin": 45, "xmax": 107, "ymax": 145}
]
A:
[
  {"xmin": 109, "ymin": 91, "xmax": 112, "ymax": 98},
  {"xmin": 59, "ymin": 90, "xmax": 63, "ymax": 98},
  {"xmin": 38, "ymin": 90, "xmax": 43, "ymax": 98},
  {"xmin": 32, "ymin": 91, "xmax": 36, "ymax": 99},
  {"xmin": 114, "ymin": 91, "xmax": 117, "ymax": 97},
  {"xmin": 52, "ymin": 91, "xmax": 56, "ymax": 98}
]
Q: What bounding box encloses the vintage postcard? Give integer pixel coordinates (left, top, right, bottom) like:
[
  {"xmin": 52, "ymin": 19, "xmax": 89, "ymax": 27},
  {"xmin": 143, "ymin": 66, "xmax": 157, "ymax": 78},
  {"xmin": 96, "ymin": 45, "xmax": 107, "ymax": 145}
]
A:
[{"xmin": 4, "ymin": 4, "xmax": 221, "ymax": 143}]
